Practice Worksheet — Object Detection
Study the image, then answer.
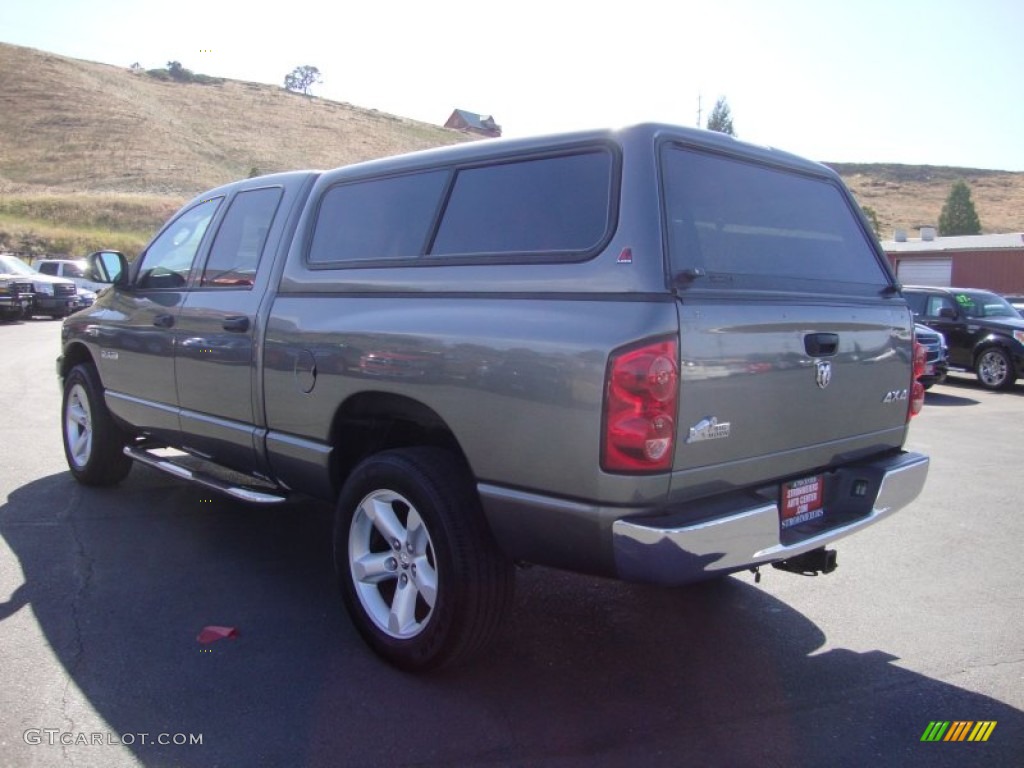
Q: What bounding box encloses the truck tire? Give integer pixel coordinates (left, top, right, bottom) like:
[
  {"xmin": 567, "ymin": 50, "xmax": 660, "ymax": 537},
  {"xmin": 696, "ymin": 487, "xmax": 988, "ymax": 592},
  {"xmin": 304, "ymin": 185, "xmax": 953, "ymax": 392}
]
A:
[
  {"xmin": 62, "ymin": 363, "xmax": 133, "ymax": 486},
  {"xmin": 334, "ymin": 447, "xmax": 514, "ymax": 672},
  {"xmin": 975, "ymin": 347, "xmax": 1015, "ymax": 390}
]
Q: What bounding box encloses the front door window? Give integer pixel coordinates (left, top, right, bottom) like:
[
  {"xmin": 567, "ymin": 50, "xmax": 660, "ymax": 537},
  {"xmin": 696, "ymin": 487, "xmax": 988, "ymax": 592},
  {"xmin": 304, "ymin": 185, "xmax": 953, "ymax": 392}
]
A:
[{"xmin": 136, "ymin": 198, "xmax": 221, "ymax": 289}]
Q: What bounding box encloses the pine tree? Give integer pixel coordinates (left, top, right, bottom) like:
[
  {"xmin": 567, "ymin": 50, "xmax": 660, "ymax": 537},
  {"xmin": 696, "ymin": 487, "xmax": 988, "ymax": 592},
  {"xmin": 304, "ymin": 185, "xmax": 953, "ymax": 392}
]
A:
[
  {"xmin": 706, "ymin": 97, "xmax": 735, "ymax": 136},
  {"xmin": 938, "ymin": 181, "xmax": 981, "ymax": 236}
]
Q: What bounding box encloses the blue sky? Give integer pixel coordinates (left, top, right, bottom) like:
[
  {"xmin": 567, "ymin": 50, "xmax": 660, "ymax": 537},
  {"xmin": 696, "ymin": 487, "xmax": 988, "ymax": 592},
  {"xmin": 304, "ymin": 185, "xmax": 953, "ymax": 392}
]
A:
[{"xmin": 3, "ymin": 0, "xmax": 1023, "ymax": 170}]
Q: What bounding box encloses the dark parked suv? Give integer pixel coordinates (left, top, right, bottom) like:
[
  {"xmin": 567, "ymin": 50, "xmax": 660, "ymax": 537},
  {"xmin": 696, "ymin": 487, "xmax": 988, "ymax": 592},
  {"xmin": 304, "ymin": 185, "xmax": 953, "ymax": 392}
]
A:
[{"xmin": 903, "ymin": 286, "xmax": 1024, "ymax": 389}]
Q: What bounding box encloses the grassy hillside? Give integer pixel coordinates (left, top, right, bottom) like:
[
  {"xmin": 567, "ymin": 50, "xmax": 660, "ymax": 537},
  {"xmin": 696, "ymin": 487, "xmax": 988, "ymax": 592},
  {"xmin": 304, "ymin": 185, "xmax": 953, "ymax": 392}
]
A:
[
  {"xmin": 1, "ymin": 41, "xmax": 1021, "ymax": 258},
  {"xmin": 0, "ymin": 41, "xmax": 468, "ymax": 256},
  {"xmin": 828, "ymin": 162, "xmax": 1024, "ymax": 240},
  {"xmin": 0, "ymin": 42, "xmax": 467, "ymax": 195}
]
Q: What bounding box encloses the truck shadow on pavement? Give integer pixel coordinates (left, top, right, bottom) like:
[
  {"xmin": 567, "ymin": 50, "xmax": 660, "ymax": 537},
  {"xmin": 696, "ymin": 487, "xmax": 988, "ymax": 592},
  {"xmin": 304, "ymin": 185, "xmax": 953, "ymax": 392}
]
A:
[
  {"xmin": 923, "ymin": 389, "xmax": 981, "ymax": 407},
  {"xmin": 2, "ymin": 469, "xmax": 1021, "ymax": 767}
]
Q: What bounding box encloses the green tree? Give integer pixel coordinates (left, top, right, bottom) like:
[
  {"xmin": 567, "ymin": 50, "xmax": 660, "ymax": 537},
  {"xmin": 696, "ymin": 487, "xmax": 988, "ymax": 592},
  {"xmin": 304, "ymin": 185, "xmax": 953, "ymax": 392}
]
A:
[
  {"xmin": 861, "ymin": 205, "xmax": 881, "ymax": 238},
  {"xmin": 706, "ymin": 96, "xmax": 735, "ymax": 136},
  {"xmin": 167, "ymin": 60, "xmax": 192, "ymax": 82},
  {"xmin": 938, "ymin": 181, "xmax": 981, "ymax": 235},
  {"xmin": 284, "ymin": 65, "xmax": 322, "ymax": 96}
]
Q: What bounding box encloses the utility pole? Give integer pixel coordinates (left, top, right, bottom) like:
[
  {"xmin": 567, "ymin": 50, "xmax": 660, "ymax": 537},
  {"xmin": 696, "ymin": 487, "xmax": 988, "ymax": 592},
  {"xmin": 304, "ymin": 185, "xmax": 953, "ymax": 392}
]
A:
[{"xmin": 696, "ymin": 93, "xmax": 703, "ymax": 128}]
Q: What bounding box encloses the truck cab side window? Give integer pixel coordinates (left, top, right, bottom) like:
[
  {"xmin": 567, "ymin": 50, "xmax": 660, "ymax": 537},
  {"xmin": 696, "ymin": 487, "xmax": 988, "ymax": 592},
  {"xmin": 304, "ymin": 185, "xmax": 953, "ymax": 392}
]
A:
[
  {"xmin": 136, "ymin": 198, "xmax": 222, "ymax": 289},
  {"xmin": 201, "ymin": 187, "xmax": 283, "ymax": 287}
]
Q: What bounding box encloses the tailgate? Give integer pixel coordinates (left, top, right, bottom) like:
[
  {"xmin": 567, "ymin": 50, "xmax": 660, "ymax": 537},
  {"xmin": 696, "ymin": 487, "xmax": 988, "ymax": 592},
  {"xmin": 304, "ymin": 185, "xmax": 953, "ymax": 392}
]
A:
[
  {"xmin": 659, "ymin": 141, "xmax": 911, "ymax": 499},
  {"xmin": 671, "ymin": 298, "xmax": 913, "ymax": 490}
]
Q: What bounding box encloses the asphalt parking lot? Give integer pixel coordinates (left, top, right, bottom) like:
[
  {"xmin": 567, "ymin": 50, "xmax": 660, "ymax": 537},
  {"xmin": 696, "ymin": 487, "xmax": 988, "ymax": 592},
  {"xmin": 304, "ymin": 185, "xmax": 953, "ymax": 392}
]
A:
[{"xmin": 1, "ymin": 318, "xmax": 1022, "ymax": 767}]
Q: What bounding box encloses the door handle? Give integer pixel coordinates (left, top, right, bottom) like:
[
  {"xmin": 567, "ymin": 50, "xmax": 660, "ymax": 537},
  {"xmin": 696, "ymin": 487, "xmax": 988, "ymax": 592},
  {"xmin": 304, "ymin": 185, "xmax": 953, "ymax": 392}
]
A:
[
  {"xmin": 222, "ymin": 315, "xmax": 250, "ymax": 333},
  {"xmin": 153, "ymin": 313, "xmax": 175, "ymax": 328},
  {"xmin": 804, "ymin": 333, "xmax": 839, "ymax": 357}
]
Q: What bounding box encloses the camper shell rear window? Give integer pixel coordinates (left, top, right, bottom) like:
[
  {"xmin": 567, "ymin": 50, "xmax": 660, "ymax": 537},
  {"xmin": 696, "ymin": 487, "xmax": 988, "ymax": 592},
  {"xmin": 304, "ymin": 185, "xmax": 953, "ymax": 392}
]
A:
[{"xmin": 661, "ymin": 144, "xmax": 889, "ymax": 295}]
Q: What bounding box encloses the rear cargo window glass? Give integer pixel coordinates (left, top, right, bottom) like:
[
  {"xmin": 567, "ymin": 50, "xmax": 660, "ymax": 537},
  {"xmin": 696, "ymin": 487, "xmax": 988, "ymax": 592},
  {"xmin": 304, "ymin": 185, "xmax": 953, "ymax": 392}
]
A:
[
  {"xmin": 662, "ymin": 146, "xmax": 888, "ymax": 294},
  {"xmin": 430, "ymin": 151, "xmax": 613, "ymax": 257},
  {"xmin": 201, "ymin": 187, "xmax": 283, "ymax": 288},
  {"xmin": 308, "ymin": 171, "xmax": 447, "ymax": 263}
]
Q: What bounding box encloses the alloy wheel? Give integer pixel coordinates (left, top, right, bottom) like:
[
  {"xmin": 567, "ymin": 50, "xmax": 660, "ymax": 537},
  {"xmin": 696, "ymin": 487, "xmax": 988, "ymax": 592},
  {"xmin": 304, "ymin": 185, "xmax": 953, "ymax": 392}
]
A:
[{"xmin": 348, "ymin": 489, "xmax": 439, "ymax": 639}]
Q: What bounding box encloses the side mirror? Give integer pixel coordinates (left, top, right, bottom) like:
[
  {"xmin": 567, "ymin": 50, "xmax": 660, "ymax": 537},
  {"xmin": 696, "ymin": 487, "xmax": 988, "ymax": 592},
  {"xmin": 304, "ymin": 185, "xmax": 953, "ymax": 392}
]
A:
[
  {"xmin": 938, "ymin": 307, "xmax": 957, "ymax": 320},
  {"xmin": 87, "ymin": 251, "xmax": 130, "ymax": 287}
]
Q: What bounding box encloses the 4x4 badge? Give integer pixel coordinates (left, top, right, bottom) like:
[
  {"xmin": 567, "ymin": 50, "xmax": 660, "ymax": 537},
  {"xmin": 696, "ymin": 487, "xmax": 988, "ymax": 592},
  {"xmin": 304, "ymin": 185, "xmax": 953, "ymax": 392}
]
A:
[{"xmin": 816, "ymin": 360, "xmax": 832, "ymax": 389}]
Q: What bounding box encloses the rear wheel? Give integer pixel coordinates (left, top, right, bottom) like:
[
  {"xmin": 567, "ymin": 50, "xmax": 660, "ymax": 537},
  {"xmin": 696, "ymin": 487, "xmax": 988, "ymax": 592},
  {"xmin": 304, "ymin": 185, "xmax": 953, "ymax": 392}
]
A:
[
  {"xmin": 976, "ymin": 347, "xmax": 1015, "ymax": 390},
  {"xmin": 334, "ymin": 447, "xmax": 513, "ymax": 672},
  {"xmin": 62, "ymin": 363, "xmax": 133, "ymax": 485}
]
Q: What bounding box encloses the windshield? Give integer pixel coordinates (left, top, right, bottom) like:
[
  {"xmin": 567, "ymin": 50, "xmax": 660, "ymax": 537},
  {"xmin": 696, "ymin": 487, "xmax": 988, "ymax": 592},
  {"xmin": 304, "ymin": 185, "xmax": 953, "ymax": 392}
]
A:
[
  {"xmin": 955, "ymin": 291, "xmax": 1019, "ymax": 318},
  {"xmin": 0, "ymin": 255, "xmax": 37, "ymax": 276}
]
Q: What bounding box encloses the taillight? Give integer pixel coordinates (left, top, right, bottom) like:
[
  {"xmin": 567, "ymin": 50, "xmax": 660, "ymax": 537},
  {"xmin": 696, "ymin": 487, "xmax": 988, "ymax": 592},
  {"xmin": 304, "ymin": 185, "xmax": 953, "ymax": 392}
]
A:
[
  {"xmin": 602, "ymin": 338, "xmax": 679, "ymax": 472},
  {"xmin": 909, "ymin": 339, "xmax": 926, "ymax": 419}
]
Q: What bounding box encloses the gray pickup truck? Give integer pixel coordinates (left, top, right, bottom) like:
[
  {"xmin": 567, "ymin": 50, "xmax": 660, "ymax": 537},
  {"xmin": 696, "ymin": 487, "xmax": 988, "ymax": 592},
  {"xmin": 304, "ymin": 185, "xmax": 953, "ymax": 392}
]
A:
[{"xmin": 59, "ymin": 123, "xmax": 929, "ymax": 670}]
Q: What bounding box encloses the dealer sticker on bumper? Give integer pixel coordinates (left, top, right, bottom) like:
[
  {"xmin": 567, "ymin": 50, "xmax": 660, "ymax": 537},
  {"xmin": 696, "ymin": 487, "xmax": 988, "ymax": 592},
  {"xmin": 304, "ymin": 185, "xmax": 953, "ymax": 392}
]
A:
[{"xmin": 781, "ymin": 475, "xmax": 824, "ymax": 529}]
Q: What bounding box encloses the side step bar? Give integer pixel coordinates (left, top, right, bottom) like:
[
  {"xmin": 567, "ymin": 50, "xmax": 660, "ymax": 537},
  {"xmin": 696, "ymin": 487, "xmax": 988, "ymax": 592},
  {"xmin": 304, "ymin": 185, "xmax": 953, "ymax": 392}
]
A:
[{"xmin": 124, "ymin": 445, "xmax": 289, "ymax": 504}]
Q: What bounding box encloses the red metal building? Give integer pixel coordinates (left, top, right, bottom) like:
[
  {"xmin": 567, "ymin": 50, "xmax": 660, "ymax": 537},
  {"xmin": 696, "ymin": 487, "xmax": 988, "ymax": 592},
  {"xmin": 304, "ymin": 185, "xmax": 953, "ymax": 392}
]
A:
[{"xmin": 882, "ymin": 230, "xmax": 1024, "ymax": 293}]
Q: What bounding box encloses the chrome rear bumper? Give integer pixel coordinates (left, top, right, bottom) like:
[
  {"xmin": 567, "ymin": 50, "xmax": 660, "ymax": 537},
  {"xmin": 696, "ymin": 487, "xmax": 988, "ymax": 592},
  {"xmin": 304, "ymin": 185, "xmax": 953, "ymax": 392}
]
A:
[{"xmin": 612, "ymin": 451, "xmax": 929, "ymax": 584}]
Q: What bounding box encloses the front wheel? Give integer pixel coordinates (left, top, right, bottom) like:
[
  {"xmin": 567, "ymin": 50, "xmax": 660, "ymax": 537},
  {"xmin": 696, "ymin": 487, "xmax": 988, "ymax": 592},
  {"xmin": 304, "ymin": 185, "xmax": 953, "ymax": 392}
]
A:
[
  {"xmin": 976, "ymin": 347, "xmax": 1015, "ymax": 390},
  {"xmin": 334, "ymin": 448, "xmax": 513, "ymax": 672},
  {"xmin": 62, "ymin": 363, "xmax": 133, "ymax": 485}
]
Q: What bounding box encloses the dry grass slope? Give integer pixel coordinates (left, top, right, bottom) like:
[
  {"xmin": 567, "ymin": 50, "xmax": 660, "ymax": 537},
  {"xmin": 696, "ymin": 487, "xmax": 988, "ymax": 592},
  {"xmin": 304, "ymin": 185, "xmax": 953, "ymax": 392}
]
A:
[
  {"xmin": 0, "ymin": 42, "xmax": 468, "ymax": 197},
  {"xmin": 0, "ymin": 41, "xmax": 470, "ymax": 255},
  {"xmin": 829, "ymin": 163, "xmax": 1024, "ymax": 238},
  {"xmin": 0, "ymin": 41, "xmax": 1021, "ymax": 258}
]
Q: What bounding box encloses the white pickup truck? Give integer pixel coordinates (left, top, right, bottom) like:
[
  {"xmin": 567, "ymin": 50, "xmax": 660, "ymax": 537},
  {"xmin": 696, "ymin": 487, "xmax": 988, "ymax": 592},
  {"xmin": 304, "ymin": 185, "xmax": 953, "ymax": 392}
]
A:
[{"xmin": 32, "ymin": 255, "xmax": 111, "ymax": 293}]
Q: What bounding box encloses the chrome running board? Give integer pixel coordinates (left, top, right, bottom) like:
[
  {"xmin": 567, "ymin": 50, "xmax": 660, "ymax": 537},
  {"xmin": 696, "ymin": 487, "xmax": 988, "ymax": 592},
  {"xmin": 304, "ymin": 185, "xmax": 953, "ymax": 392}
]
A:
[{"xmin": 124, "ymin": 445, "xmax": 289, "ymax": 504}]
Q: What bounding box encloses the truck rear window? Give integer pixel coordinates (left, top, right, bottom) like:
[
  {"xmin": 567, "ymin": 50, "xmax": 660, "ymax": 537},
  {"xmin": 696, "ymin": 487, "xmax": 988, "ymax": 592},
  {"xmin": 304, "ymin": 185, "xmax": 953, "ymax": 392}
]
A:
[{"xmin": 662, "ymin": 146, "xmax": 889, "ymax": 295}]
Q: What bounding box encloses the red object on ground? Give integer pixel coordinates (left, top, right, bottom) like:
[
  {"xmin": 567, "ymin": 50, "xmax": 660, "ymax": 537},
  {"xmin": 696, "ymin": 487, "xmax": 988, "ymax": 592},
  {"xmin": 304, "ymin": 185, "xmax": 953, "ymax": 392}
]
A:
[{"xmin": 197, "ymin": 626, "xmax": 240, "ymax": 644}]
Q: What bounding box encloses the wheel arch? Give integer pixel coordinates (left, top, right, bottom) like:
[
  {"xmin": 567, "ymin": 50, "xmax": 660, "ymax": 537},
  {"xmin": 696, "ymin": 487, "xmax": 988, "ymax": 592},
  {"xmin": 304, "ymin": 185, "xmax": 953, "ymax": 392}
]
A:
[
  {"xmin": 972, "ymin": 336, "xmax": 1015, "ymax": 368},
  {"xmin": 328, "ymin": 391, "xmax": 471, "ymax": 497},
  {"xmin": 59, "ymin": 341, "xmax": 97, "ymax": 383}
]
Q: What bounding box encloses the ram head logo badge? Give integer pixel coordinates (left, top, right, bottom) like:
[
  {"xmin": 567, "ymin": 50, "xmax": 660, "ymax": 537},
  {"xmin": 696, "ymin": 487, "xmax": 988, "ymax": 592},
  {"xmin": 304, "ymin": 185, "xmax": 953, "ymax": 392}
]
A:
[{"xmin": 815, "ymin": 360, "xmax": 832, "ymax": 389}]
